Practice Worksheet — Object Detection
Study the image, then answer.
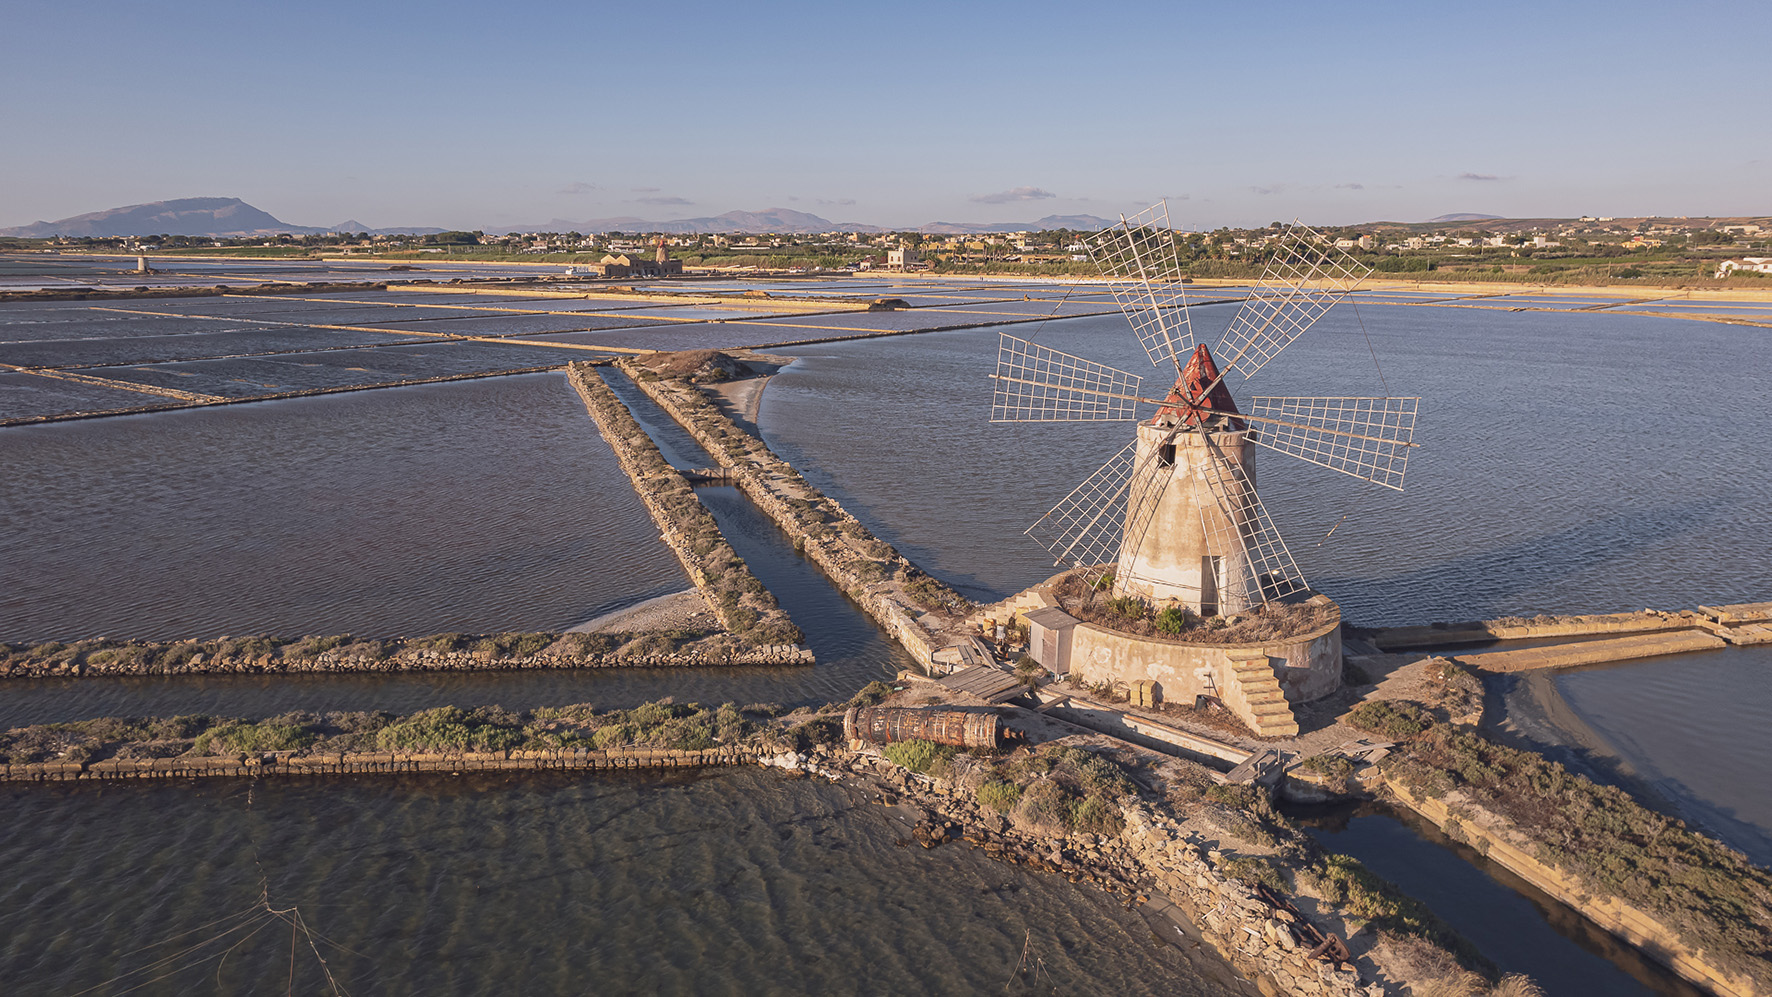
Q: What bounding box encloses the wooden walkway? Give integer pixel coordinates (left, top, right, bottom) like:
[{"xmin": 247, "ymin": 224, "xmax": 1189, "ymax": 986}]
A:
[{"xmin": 935, "ymin": 665, "xmax": 1025, "ymax": 704}]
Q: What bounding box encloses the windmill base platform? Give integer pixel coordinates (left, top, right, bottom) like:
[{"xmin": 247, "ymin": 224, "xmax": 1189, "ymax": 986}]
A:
[{"xmin": 972, "ymin": 572, "xmax": 1343, "ymax": 739}]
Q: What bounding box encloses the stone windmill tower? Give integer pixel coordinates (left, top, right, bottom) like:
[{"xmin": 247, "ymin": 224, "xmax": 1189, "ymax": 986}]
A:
[{"xmin": 992, "ymin": 201, "xmax": 1421, "ymax": 616}]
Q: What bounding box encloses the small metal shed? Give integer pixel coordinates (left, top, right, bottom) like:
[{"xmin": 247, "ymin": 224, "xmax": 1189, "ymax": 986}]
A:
[{"xmin": 1024, "ymin": 607, "xmax": 1080, "ymax": 675}]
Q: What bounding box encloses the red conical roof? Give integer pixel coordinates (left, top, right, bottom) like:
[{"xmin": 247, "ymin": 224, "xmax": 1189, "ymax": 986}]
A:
[{"xmin": 1155, "ymin": 344, "xmax": 1245, "ymax": 429}]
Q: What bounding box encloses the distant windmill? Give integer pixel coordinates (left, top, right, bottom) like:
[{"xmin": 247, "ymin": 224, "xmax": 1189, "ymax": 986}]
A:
[{"xmin": 991, "ymin": 201, "xmax": 1419, "ymax": 615}]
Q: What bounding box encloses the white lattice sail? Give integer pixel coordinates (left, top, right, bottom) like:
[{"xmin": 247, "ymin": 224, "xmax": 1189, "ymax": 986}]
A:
[
  {"xmin": 1082, "ymin": 200, "xmax": 1193, "ymax": 369},
  {"xmin": 1197, "ymin": 434, "xmax": 1311, "ymax": 606},
  {"xmin": 1216, "ymin": 223, "xmax": 1372, "ymax": 380},
  {"xmin": 1027, "ymin": 440, "xmax": 1138, "ymax": 569},
  {"xmin": 992, "ymin": 333, "xmax": 1143, "ymax": 422},
  {"xmin": 1246, "ymin": 395, "xmax": 1419, "ymax": 490}
]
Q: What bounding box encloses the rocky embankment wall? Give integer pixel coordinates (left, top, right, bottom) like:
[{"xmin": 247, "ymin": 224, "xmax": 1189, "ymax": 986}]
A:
[
  {"xmin": 0, "ymin": 744, "xmax": 760, "ymax": 784},
  {"xmin": 617, "ymin": 362, "xmax": 969, "ymax": 668},
  {"xmin": 568, "ymin": 363, "xmax": 808, "ymax": 653},
  {"xmin": 0, "ymin": 638, "xmax": 812, "ymax": 680},
  {"xmin": 1387, "ymin": 780, "xmax": 1759, "ymax": 997},
  {"xmin": 770, "ymin": 746, "xmax": 1387, "ymax": 997}
]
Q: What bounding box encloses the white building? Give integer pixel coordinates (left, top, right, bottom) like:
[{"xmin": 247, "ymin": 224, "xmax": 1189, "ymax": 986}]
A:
[
  {"xmin": 1717, "ymin": 258, "xmax": 1772, "ymax": 277},
  {"xmin": 886, "ymin": 247, "xmax": 922, "ymax": 269}
]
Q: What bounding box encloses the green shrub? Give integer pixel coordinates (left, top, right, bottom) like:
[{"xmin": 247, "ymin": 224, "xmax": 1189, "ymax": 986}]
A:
[
  {"xmin": 1069, "ymin": 794, "xmax": 1124, "ymax": 835},
  {"xmin": 882, "ymin": 738, "xmax": 956, "ymax": 775},
  {"xmin": 1301, "ymin": 754, "xmax": 1356, "ymax": 781},
  {"xmin": 1106, "ymin": 595, "xmax": 1148, "ymax": 621},
  {"xmin": 979, "ymin": 780, "xmax": 1023, "ymax": 813},
  {"xmin": 1222, "ymin": 856, "xmax": 1286, "ymax": 892},
  {"xmin": 374, "ymin": 706, "xmax": 520, "ymax": 753},
  {"xmin": 1348, "ymin": 700, "xmax": 1434, "ymax": 740},
  {"xmin": 1154, "ymin": 606, "xmax": 1192, "ymax": 635},
  {"xmin": 191, "ymin": 720, "xmax": 315, "ymax": 756}
]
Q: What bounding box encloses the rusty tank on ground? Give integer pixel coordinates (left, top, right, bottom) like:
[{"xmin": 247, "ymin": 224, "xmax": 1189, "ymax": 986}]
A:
[{"xmin": 843, "ymin": 706, "xmax": 1003, "ymax": 748}]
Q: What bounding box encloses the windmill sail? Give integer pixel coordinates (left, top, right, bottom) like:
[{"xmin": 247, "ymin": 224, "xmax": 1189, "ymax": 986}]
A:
[
  {"xmin": 1197, "ymin": 432, "xmax": 1311, "ymax": 607},
  {"xmin": 1215, "ymin": 223, "xmax": 1372, "ymax": 381},
  {"xmin": 992, "ymin": 333, "xmax": 1144, "ymax": 422},
  {"xmin": 1082, "ymin": 200, "xmax": 1193, "ymax": 369},
  {"xmin": 1026, "ymin": 439, "xmax": 1168, "ymax": 573},
  {"xmin": 1246, "ymin": 395, "xmax": 1419, "ymax": 490}
]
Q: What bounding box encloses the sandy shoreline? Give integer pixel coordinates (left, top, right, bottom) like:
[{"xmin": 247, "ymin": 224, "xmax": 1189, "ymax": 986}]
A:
[
  {"xmin": 701, "ymin": 365, "xmax": 782, "ymax": 434},
  {"xmin": 568, "ymin": 589, "xmax": 714, "ymax": 633}
]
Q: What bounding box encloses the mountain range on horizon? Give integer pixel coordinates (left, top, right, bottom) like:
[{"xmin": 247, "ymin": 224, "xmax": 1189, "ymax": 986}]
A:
[
  {"xmin": 6, "ymin": 197, "xmax": 1706, "ymax": 241},
  {"xmin": 0, "ymin": 198, "xmax": 446, "ymax": 239},
  {"xmin": 0, "ymin": 198, "xmax": 1120, "ymax": 239}
]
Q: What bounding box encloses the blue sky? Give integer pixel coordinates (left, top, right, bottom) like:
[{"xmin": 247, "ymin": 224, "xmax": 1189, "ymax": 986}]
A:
[{"xmin": 2, "ymin": 0, "xmax": 1765, "ymax": 230}]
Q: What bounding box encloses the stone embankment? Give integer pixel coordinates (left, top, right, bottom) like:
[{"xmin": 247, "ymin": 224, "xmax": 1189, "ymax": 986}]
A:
[
  {"xmin": 568, "ymin": 362, "xmax": 807, "ymax": 653},
  {"xmin": 0, "ymin": 691, "xmax": 1498, "ymax": 996},
  {"xmin": 801, "ymin": 742, "xmax": 1406, "ymax": 997},
  {"xmin": 1363, "ymin": 603, "xmax": 1771, "ymax": 673},
  {"xmin": 1, "ymin": 744, "xmax": 758, "ymax": 783},
  {"xmin": 613, "ymin": 357, "xmax": 971, "ymax": 669},
  {"xmin": 1388, "ymin": 780, "xmax": 1762, "ymax": 997},
  {"xmin": 1369, "ymin": 710, "xmax": 1772, "ymax": 997},
  {"xmin": 0, "ymin": 280, "xmax": 394, "ymax": 304},
  {"xmin": 0, "ymin": 634, "xmax": 812, "ymax": 679}
]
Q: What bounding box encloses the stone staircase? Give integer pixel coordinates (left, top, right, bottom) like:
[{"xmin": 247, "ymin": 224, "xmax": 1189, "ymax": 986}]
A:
[
  {"xmin": 1223, "ymin": 650, "xmax": 1299, "ymax": 738},
  {"xmin": 965, "ymin": 587, "xmax": 1058, "ymax": 632}
]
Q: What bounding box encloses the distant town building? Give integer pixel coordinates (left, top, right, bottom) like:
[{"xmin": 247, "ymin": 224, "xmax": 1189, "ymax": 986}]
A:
[
  {"xmin": 1717, "ymin": 258, "xmax": 1772, "ymax": 277},
  {"xmin": 886, "ymin": 247, "xmax": 922, "ymax": 269},
  {"xmin": 593, "ymin": 252, "xmax": 683, "ymax": 278}
]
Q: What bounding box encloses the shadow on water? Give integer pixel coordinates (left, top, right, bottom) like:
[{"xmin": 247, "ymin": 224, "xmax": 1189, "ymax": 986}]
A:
[{"xmin": 1288, "ymin": 801, "xmax": 1707, "ymax": 997}]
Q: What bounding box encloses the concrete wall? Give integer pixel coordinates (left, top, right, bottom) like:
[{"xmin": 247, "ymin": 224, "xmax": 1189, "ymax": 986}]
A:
[{"xmin": 1066, "ymin": 616, "xmax": 1341, "ymax": 705}]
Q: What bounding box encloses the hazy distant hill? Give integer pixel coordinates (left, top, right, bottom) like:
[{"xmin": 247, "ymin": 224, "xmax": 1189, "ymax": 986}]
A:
[
  {"xmin": 917, "ymin": 214, "xmax": 1112, "ymax": 234},
  {"xmin": 489, "ymin": 209, "xmax": 1116, "ymax": 236},
  {"xmin": 0, "ymin": 198, "xmax": 444, "ymax": 238},
  {"xmin": 489, "ymin": 208, "xmax": 873, "ymax": 236},
  {"xmin": 1425, "ymin": 212, "xmax": 1503, "ymax": 222}
]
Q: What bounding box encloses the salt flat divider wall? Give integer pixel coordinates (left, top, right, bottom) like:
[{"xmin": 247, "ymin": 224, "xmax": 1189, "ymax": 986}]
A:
[
  {"xmin": 0, "ymin": 745, "xmax": 761, "ymax": 783},
  {"xmin": 615, "ymin": 361, "xmax": 971, "ymax": 669},
  {"xmin": 1385, "ymin": 779, "xmax": 1760, "ymax": 997},
  {"xmin": 567, "ymin": 363, "xmax": 809, "ymax": 659}
]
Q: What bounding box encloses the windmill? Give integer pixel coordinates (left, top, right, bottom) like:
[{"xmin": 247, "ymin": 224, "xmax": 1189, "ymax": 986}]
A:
[{"xmin": 991, "ymin": 201, "xmax": 1418, "ymax": 617}]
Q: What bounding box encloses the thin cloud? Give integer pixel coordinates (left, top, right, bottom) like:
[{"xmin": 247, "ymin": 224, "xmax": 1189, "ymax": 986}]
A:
[
  {"xmin": 1334, "ymin": 182, "xmax": 1365, "ymax": 190},
  {"xmin": 971, "ymin": 186, "xmax": 1057, "ymax": 204},
  {"xmin": 558, "ymin": 181, "xmax": 598, "ymax": 195},
  {"xmin": 631, "ymin": 186, "xmax": 661, "ymax": 193},
  {"xmin": 638, "ymin": 195, "xmax": 694, "ymax": 206},
  {"xmin": 1458, "ymin": 172, "xmax": 1501, "ymax": 181},
  {"xmin": 1249, "ymin": 184, "xmax": 1286, "ymax": 196},
  {"xmin": 816, "ymin": 197, "xmax": 857, "ymax": 206}
]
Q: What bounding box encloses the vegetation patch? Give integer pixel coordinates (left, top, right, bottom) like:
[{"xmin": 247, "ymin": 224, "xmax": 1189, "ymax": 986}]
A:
[
  {"xmin": 881, "ymin": 738, "xmax": 957, "ymax": 777},
  {"xmin": 0, "ymin": 699, "xmax": 770, "ymax": 765},
  {"xmin": 1052, "ymin": 570, "xmax": 1336, "ymax": 644},
  {"xmin": 1347, "ymin": 699, "xmax": 1435, "ymax": 740},
  {"xmin": 1387, "ymin": 725, "xmax": 1772, "ymax": 989}
]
